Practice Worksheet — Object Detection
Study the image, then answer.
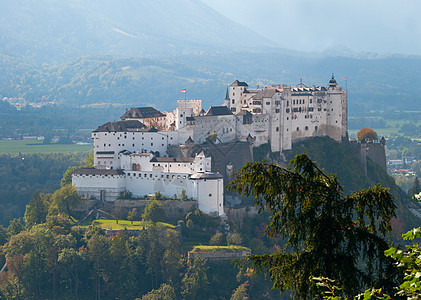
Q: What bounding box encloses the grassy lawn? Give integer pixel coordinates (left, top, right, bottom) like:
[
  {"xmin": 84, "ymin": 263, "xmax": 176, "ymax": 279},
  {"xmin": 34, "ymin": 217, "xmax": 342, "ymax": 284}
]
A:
[
  {"xmin": 0, "ymin": 140, "xmax": 92, "ymax": 154},
  {"xmin": 190, "ymin": 245, "xmax": 250, "ymax": 253},
  {"xmin": 91, "ymin": 219, "xmax": 175, "ymax": 230}
]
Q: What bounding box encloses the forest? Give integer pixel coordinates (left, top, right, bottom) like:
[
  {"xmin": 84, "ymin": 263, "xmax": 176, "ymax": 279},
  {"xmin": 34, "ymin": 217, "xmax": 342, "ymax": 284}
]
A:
[{"xmin": 0, "ymin": 138, "xmax": 420, "ymax": 299}]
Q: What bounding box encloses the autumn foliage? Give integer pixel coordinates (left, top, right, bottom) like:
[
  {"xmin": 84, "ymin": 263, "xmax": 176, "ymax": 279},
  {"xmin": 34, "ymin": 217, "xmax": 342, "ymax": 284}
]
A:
[{"xmin": 357, "ymin": 127, "xmax": 378, "ymax": 141}]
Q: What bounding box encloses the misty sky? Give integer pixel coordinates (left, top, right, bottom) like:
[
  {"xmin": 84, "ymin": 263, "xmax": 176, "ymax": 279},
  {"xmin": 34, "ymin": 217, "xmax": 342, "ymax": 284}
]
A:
[{"xmin": 202, "ymin": 0, "xmax": 421, "ymax": 56}]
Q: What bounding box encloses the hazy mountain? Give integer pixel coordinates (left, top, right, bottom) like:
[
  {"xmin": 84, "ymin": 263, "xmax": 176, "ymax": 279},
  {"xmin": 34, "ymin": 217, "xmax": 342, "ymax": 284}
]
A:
[
  {"xmin": 0, "ymin": 0, "xmax": 421, "ymax": 116},
  {"xmin": 0, "ymin": 0, "xmax": 276, "ymax": 63}
]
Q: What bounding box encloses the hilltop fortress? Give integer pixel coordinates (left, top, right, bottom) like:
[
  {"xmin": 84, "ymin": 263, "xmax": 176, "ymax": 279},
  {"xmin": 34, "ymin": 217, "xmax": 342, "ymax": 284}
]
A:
[{"xmin": 72, "ymin": 75, "xmax": 348, "ymax": 216}]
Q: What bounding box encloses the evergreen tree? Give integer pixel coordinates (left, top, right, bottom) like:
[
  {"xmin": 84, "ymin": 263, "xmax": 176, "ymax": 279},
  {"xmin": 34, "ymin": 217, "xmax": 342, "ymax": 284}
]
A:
[
  {"xmin": 228, "ymin": 153, "xmax": 397, "ymax": 298},
  {"xmin": 409, "ymin": 176, "xmax": 420, "ymax": 198}
]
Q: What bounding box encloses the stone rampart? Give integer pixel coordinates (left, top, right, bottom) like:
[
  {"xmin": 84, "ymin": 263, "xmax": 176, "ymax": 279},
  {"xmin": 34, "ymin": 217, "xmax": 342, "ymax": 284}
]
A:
[
  {"xmin": 188, "ymin": 250, "xmax": 250, "ymax": 261},
  {"xmin": 73, "ymin": 199, "xmax": 197, "ymax": 220}
]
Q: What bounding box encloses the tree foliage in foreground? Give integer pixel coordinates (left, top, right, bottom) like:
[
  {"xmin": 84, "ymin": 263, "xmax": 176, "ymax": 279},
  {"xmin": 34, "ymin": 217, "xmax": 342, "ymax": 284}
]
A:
[{"xmin": 228, "ymin": 153, "xmax": 397, "ymax": 298}]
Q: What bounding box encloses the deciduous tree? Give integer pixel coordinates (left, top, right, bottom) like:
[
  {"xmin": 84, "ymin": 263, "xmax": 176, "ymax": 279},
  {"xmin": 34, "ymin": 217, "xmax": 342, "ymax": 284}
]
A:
[
  {"xmin": 357, "ymin": 127, "xmax": 378, "ymax": 141},
  {"xmin": 49, "ymin": 184, "xmax": 81, "ymax": 216},
  {"xmin": 142, "ymin": 200, "xmax": 166, "ymax": 223}
]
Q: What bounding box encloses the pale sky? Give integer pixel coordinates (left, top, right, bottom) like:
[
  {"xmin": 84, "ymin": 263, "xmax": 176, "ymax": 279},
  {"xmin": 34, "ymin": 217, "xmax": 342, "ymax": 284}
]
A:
[{"xmin": 202, "ymin": 0, "xmax": 421, "ymax": 56}]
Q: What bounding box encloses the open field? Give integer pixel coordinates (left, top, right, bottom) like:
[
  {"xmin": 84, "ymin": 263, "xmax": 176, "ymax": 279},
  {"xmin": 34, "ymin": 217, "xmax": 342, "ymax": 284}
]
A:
[
  {"xmin": 91, "ymin": 219, "xmax": 175, "ymax": 230},
  {"xmin": 0, "ymin": 140, "xmax": 92, "ymax": 154}
]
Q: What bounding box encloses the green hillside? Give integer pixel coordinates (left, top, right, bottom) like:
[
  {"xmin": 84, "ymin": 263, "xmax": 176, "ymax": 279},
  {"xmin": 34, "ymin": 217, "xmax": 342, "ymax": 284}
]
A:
[{"xmin": 289, "ymin": 137, "xmax": 419, "ymax": 234}]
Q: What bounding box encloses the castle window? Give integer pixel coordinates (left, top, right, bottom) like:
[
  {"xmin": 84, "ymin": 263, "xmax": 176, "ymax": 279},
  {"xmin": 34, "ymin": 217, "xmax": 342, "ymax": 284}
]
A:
[
  {"xmin": 209, "ymin": 194, "xmax": 212, "ymax": 197},
  {"xmin": 162, "ymin": 144, "xmax": 164, "ymax": 146},
  {"xmin": 144, "ymin": 174, "xmax": 147, "ymax": 177},
  {"xmin": 305, "ymin": 126, "xmax": 309, "ymax": 130},
  {"xmin": 296, "ymin": 127, "xmax": 299, "ymax": 131},
  {"xmin": 276, "ymin": 127, "xmax": 279, "ymax": 132},
  {"xmin": 151, "ymin": 143, "xmax": 153, "ymax": 146},
  {"xmin": 315, "ymin": 126, "xmax": 318, "ymax": 131},
  {"xmin": 287, "ymin": 101, "xmax": 289, "ymax": 106},
  {"xmin": 286, "ymin": 108, "xmax": 290, "ymax": 113},
  {"xmin": 287, "ymin": 117, "xmax": 289, "ymax": 120},
  {"xmin": 310, "ymin": 99, "xmax": 312, "ymax": 103},
  {"xmin": 275, "ymin": 109, "xmax": 280, "ymax": 113},
  {"xmin": 150, "ymin": 174, "xmax": 152, "ymax": 178},
  {"xmin": 266, "ymin": 102, "xmax": 270, "ymax": 105},
  {"xmin": 132, "ymin": 144, "xmax": 135, "ymax": 147},
  {"xmin": 232, "ymin": 99, "xmax": 235, "ymax": 104}
]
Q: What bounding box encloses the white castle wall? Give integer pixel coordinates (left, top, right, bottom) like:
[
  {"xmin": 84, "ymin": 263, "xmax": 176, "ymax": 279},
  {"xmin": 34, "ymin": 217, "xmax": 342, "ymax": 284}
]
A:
[
  {"xmin": 72, "ymin": 174, "xmax": 125, "ymax": 201},
  {"xmin": 192, "ymin": 177, "xmax": 224, "ymax": 216},
  {"xmin": 93, "ymin": 131, "xmax": 180, "ymax": 168}
]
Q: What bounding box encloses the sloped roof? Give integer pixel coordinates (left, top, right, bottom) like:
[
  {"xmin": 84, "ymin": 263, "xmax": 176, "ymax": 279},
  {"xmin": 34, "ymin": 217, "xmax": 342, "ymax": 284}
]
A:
[
  {"xmin": 230, "ymin": 80, "xmax": 248, "ymax": 87},
  {"xmin": 150, "ymin": 157, "xmax": 195, "ymax": 163},
  {"xmin": 72, "ymin": 168, "xmax": 125, "ymax": 175},
  {"xmin": 251, "ymin": 88, "xmax": 278, "ymax": 100},
  {"xmin": 205, "ymin": 106, "xmax": 233, "ymax": 116},
  {"xmin": 93, "ymin": 120, "xmax": 147, "ymax": 132},
  {"xmin": 121, "ymin": 107, "xmax": 165, "ymax": 119}
]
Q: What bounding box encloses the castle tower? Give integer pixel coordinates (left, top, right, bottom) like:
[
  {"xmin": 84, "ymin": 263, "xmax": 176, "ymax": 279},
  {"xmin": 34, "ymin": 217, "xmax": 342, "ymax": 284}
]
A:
[{"xmin": 191, "ymin": 172, "xmax": 225, "ymax": 217}]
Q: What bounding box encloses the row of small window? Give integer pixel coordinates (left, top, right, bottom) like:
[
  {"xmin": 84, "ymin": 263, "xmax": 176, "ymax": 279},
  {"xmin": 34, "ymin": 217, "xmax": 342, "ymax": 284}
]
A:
[
  {"xmin": 100, "ymin": 143, "xmax": 165, "ymax": 147},
  {"xmin": 99, "ymin": 132, "xmax": 173, "ymax": 140},
  {"xmin": 126, "ymin": 173, "xmax": 187, "ymax": 179},
  {"xmin": 286, "ymin": 107, "xmax": 327, "ymax": 113},
  {"xmin": 152, "ymin": 163, "xmax": 194, "ymax": 167},
  {"xmin": 296, "ymin": 126, "xmax": 318, "ymax": 131}
]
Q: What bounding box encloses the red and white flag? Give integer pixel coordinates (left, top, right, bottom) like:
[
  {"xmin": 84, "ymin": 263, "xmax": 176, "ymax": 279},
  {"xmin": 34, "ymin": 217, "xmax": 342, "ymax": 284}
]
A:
[{"xmin": 181, "ymin": 89, "xmax": 186, "ymax": 93}]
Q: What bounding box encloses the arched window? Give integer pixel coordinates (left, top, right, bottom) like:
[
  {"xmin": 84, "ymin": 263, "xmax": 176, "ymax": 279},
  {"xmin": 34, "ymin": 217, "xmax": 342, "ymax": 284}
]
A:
[
  {"xmin": 305, "ymin": 126, "xmax": 308, "ymax": 130},
  {"xmin": 315, "ymin": 126, "xmax": 318, "ymax": 131},
  {"xmin": 296, "ymin": 127, "xmax": 299, "ymax": 131}
]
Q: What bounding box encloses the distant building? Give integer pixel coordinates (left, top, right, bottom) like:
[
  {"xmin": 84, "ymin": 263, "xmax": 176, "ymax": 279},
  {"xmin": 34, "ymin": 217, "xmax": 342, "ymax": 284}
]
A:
[{"xmin": 72, "ymin": 75, "xmax": 347, "ymax": 216}]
